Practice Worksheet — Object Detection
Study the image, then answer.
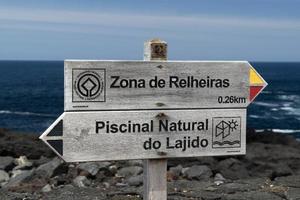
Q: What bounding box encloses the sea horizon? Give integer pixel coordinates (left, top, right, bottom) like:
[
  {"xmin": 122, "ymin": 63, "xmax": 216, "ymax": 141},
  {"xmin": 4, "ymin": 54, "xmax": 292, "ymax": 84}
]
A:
[
  {"xmin": 0, "ymin": 61, "xmax": 299, "ymax": 138},
  {"xmin": 1, "ymin": 59, "xmax": 300, "ymax": 63}
]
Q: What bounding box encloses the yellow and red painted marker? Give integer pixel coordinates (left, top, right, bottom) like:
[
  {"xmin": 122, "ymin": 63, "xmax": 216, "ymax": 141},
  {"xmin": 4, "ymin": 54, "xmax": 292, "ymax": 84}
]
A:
[{"xmin": 249, "ymin": 66, "xmax": 268, "ymax": 102}]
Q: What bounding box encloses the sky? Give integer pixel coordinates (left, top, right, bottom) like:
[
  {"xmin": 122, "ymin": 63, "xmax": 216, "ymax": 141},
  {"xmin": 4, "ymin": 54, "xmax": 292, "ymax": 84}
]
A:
[{"xmin": 0, "ymin": 0, "xmax": 300, "ymax": 61}]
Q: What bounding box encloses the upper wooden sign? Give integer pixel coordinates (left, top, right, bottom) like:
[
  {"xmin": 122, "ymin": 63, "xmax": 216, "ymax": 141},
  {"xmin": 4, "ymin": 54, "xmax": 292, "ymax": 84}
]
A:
[{"xmin": 64, "ymin": 60, "xmax": 267, "ymax": 111}]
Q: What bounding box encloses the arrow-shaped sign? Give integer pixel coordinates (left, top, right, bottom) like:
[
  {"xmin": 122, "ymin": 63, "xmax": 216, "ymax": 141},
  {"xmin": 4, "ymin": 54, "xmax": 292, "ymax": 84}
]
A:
[
  {"xmin": 41, "ymin": 60, "xmax": 267, "ymax": 163},
  {"xmin": 65, "ymin": 61, "xmax": 267, "ymax": 111},
  {"xmin": 40, "ymin": 109, "xmax": 246, "ymax": 162}
]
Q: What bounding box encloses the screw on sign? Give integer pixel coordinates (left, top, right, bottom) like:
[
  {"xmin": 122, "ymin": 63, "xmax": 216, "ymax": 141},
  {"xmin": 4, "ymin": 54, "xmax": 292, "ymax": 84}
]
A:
[
  {"xmin": 151, "ymin": 43, "xmax": 167, "ymax": 59},
  {"xmin": 40, "ymin": 39, "xmax": 267, "ymax": 200}
]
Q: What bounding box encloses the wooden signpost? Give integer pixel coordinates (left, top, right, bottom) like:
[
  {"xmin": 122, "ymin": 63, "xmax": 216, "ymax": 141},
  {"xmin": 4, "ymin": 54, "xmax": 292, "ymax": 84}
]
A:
[
  {"xmin": 143, "ymin": 39, "xmax": 168, "ymax": 200},
  {"xmin": 40, "ymin": 39, "xmax": 267, "ymax": 200}
]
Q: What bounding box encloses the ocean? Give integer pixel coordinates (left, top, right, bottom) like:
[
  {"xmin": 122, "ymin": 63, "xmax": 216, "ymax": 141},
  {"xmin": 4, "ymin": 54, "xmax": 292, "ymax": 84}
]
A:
[{"xmin": 0, "ymin": 61, "xmax": 299, "ymax": 138}]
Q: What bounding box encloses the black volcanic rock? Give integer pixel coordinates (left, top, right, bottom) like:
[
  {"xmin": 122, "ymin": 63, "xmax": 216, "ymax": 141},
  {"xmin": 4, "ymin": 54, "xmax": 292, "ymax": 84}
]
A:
[
  {"xmin": 0, "ymin": 156, "xmax": 14, "ymax": 171},
  {"xmin": 216, "ymin": 158, "xmax": 250, "ymax": 180},
  {"xmin": 183, "ymin": 165, "xmax": 212, "ymax": 180},
  {"xmin": 246, "ymin": 128, "xmax": 299, "ymax": 147},
  {"xmin": 3, "ymin": 169, "xmax": 35, "ymax": 189},
  {"xmin": 36, "ymin": 157, "xmax": 67, "ymax": 178},
  {"xmin": 0, "ymin": 128, "xmax": 299, "ymax": 199},
  {"xmin": 0, "ymin": 129, "xmax": 54, "ymax": 159}
]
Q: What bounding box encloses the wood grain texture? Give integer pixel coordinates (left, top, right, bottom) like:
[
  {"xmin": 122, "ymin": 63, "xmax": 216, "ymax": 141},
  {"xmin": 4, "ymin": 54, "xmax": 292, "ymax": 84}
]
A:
[
  {"xmin": 143, "ymin": 39, "xmax": 167, "ymax": 200},
  {"xmin": 143, "ymin": 159, "xmax": 167, "ymax": 200},
  {"xmin": 40, "ymin": 109, "xmax": 246, "ymax": 162},
  {"xmin": 64, "ymin": 61, "xmax": 250, "ymax": 111}
]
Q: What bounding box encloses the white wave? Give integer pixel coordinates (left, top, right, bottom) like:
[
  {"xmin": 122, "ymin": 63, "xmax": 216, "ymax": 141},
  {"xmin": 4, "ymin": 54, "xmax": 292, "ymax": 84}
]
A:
[
  {"xmin": 277, "ymin": 91, "xmax": 285, "ymax": 94},
  {"xmin": 249, "ymin": 115, "xmax": 261, "ymax": 119},
  {"xmin": 280, "ymin": 107, "xmax": 300, "ymax": 116},
  {"xmin": 277, "ymin": 94, "xmax": 300, "ymax": 101},
  {"xmin": 0, "ymin": 110, "xmax": 57, "ymax": 117},
  {"xmin": 293, "ymin": 109, "xmax": 300, "ymax": 116},
  {"xmin": 261, "ymin": 91, "xmax": 271, "ymax": 94},
  {"xmin": 271, "ymin": 116, "xmax": 284, "ymax": 120},
  {"xmin": 272, "ymin": 129, "xmax": 300, "ymax": 134},
  {"xmin": 255, "ymin": 129, "xmax": 300, "ymax": 134},
  {"xmin": 252, "ymin": 102, "xmax": 279, "ymax": 107},
  {"xmin": 255, "ymin": 129, "xmax": 265, "ymax": 133},
  {"xmin": 280, "ymin": 107, "xmax": 294, "ymax": 111},
  {"xmin": 282, "ymin": 102, "xmax": 293, "ymax": 107}
]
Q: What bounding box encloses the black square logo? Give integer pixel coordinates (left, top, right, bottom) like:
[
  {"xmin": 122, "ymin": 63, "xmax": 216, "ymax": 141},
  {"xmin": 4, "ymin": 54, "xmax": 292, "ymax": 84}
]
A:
[{"xmin": 72, "ymin": 68, "xmax": 106, "ymax": 102}]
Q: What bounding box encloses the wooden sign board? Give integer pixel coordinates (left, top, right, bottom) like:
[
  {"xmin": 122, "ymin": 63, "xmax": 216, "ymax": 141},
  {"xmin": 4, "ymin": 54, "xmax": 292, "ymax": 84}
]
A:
[
  {"xmin": 64, "ymin": 60, "xmax": 267, "ymax": 111},
  {"xmin": 40, "ymin": 109, "xmax": 246, "ymax": 162}
]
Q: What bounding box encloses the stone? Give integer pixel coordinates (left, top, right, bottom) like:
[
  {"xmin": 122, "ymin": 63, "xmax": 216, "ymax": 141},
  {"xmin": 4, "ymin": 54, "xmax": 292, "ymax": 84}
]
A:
[
  {"xmin": 246, "ymin": 142, "xmax": 300, "ymax": 163},
  {"xmin": 33, "ymin": 156, "xmax": 51, "ymax": 166},
  {"xmin": 168, "ymin": 179, "xmax": 212, "ymax": 193},
  {"xmin": 0, "ymin": 129, "xmax": 54, "ymax": 159},
  {"xmin": 218, "ymin": 182, "xmax": 250, "ymax": 194},
  {"xmin": 73, "ymin": 176, "xmax": 91, "ymax": 188},
  {"xmin": 11, "ymin": 169, "xmax": 24, "ymax": 178},
  {"xmin": 247, "ymin": 130, "xmax": 300, "ymax": 147},
  {"xmin": 0, "ymin": 156, "xmax": 14, "ymax": 170},
  {"xmin": 274, "ymin": 175, "xmax": 300, "ymax": 188},
  {"xmin": 270, "ymin": 163, "xmax": 293, "ymax": 179},
  {"xmin": 127, "ymin": 160, "xmax": 143, "ymax": 167},
  {"xmin": 216, "ymin": 158, "xmax": 249, "ymax": 180},
  {"xmin": 0, "ymin": 170, "xmax": 9, "ymax": 183},
  {"xmin": 127, "ymin": 175, "xmax": 143, "ymax": 186},
  {"xmin": 183, "ymin": 165, "xmax": 212, "ymax": 180},
  {"xmin": 13, "ymin": 156, "xmax": 33, "ymax": 170},
  {"xmin": 214, "ymin": 173, "xmax": 226, "ymax": 186},
  {"xmin": 52, "ymin": 174, "xmax": 70, "ymax": 187},
  {"xmin": 67, "ymin": 164, "xmax": 78, "ymax": 180},
  {"xmin": 169, "ymin": 165, "xmax": 183, "ymax": 179},
  {"xmin": 223, "ymin": 190, "xmax": 282, "ymax": 200},
  {"xmin": 249, "ymin": 157, "xmax": 294, "ymax": 179},
  {"xmin": 103, "ymin": 182, "xmax": 110, "ymax": 188},
  {"xmin": 77, "ymin": 162, "xmax": 100, "ymax": 176},
  {"xmin": 109, "ymin": 165, "xmax": 118, "ymax": 175},
  {"xmin": 4, "ymin": 169, "xmax": 34, "ymax": 188},
  {"xmin": 97, "ymin": 161, "xmax": 111, "ymax": 169},
  {"xmin": 42, "ymin": 184, "xmax": 52, "ymax": 192},
  {"xmin": 181, "ymin": 167, "xmax": 189, "ymax": 175},
  {"xmin": 195, "ymin": 157, "xmax": 218, "ymax": 167},
  {"xmin": 285, "ymin": 187, "xmax": 300, "ymax": 200},
  {"xmin": 36, "ymin": 157, "xmax": 67, "ymax": 178},
  {"xmin": 115, "ymin": 182, "xmax": 128, "ymax": 187},
  {"xmin": 215, "ymin": 178, "xmax": 264, "ymax": 195},
  {"xmin": 168, "ymin": 165, "xmax": 183, "ymax": 181},
  {"xmin": 116, "ymin": 166, "xmax": 143, "ymax": 178}
]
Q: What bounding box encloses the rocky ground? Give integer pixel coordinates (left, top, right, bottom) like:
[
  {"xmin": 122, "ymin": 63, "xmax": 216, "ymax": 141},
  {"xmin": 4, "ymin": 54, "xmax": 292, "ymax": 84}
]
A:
[{"xmin": 0, "ymin": 128, "xmax": 300, "ymax": 200}]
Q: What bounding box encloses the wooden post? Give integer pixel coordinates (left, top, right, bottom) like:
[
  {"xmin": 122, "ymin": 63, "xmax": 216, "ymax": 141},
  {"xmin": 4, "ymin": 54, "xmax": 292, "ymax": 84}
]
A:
[{"xmin": 143, "ymin": 39, "xmax": 168, "ymax": 200}]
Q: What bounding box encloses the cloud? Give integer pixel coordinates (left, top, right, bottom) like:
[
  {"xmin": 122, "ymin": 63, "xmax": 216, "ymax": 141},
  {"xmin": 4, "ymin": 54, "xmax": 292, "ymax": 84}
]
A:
[{"xmin": 0, "ymin": 6, "xmax": 299, "ymax": 33}]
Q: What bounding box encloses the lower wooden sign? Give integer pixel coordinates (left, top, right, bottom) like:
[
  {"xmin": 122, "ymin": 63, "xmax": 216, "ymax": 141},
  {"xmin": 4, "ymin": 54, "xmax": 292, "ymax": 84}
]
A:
[{"xmin": 40, "ymin": 109, "xmax": 246, "ymax": 162}]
